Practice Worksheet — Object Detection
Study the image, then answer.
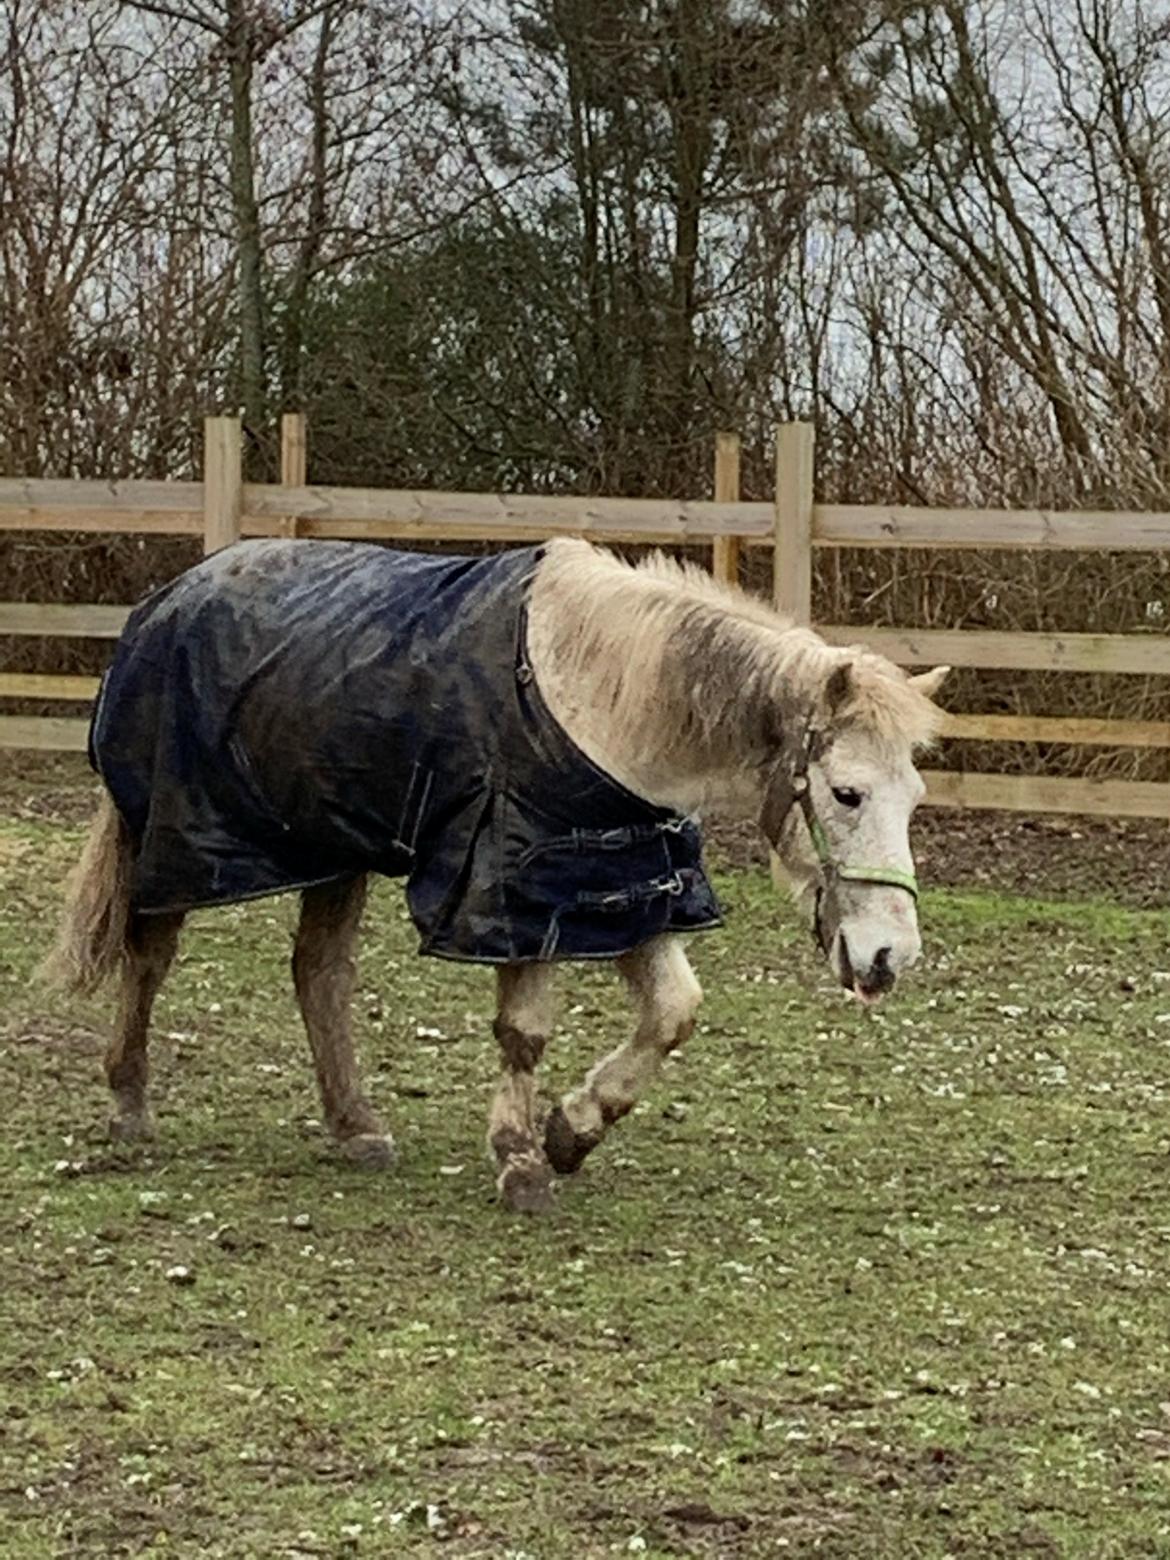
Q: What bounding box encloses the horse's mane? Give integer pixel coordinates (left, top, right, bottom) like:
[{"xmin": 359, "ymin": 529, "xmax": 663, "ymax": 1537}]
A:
[{"xmin": 534, "ymin": 539, "xmax": 943, "ymax": 764}]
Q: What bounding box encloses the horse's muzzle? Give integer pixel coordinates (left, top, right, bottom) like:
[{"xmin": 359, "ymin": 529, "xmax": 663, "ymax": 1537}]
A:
[{"xmin": 837, "ymin": 934, "xmax": 897, "ymax": 1004}]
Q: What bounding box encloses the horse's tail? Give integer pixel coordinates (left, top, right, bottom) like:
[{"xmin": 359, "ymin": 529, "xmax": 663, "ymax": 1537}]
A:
[{"xmin": 41, "ymin": 791, "xmax": 133, "ymax": 994}]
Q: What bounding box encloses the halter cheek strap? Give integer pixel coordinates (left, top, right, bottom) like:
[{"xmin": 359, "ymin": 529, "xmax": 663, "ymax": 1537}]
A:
[
  {"xmin": 794, "ymin": 778, "xmax": 919, "ymax": 898},
  {"xmin": 775, "ymin": 723, "xmax": 920, "ymax": 903}
]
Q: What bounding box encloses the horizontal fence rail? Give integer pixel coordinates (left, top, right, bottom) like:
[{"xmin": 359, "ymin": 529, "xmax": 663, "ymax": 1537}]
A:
[
  {"xmin": 815, "ymin": 504, "xmax": 1170, "ymax": 551},
  {"xmin": 818, "ymin": 626, "xmax": 1170, "ymax": 676},
  {"xmin": 0, "ymin": 604, "xmax": 129, "ymax": 638},
  {"xmin": 2, "ymin": 416, "xmax": 1169, "ymax": 820},
  {"xmin": 0, "ymin": 715, "xmax": 89, "ymax": 752},
  {"xmin": 9, "ymin": 486, "xmax": 1170, "ymax": 552},
  {"xmin": 919, "ymin": 771, "xmax": 1170, "ymax": 819},
  {"xmin": 0, "ymin": 479, "xmax": 204, "ymax": 535}
]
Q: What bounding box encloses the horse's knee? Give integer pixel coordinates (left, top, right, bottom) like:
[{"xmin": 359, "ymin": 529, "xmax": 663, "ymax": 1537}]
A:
[
  {"xmin": 677, "ymin": 966, "xmax": 703, "ymax": 1023},
  {"xmin": 657, "ymin": 968, "xmax": 703, "ymax": 1052},
  {"xmin": 126, "ymin": 912, "xmax": 182, "ymax": 976},
  {"xmin": 291, "ymin": 937, "xmax": 349, "ymax": 998},
  {"xmin": 496, "ymin": 964, "xmax": 556, "ymax": 1042}
]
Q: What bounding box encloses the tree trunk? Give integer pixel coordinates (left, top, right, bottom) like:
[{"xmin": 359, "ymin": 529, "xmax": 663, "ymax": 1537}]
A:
[
  {"xmin": 662, "ymin": 0, "xmax": 712, "ymax": 452},
  {"xmin": 280, "ymin": 6, "xmax": 333, "ymax": 413},
  {"xmin": 226, "ymin": 0, "xmax": 266, "ymax": 472}
]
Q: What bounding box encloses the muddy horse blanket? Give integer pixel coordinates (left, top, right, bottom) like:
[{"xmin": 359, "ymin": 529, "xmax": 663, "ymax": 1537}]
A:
[{"xmin": 89, "ymin": 540, "xmax": 721, "ymax": 963}]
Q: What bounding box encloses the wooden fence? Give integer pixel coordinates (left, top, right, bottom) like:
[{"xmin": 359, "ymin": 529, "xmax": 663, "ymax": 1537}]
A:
[{"xmin": 3, "ymin": 415, "xmax": 1170, "ymax": 819}]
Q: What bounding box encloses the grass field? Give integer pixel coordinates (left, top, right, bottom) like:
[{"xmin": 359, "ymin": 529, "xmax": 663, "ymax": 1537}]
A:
[{"xmin": 3, "ymin": 810, "xmax": 1170, "ymax": 1556}]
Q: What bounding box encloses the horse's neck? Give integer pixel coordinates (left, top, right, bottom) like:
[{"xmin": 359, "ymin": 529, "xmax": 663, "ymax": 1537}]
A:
[{"xmin": 526, "ymin": 555, "xmax": 768, "ymax": 817}]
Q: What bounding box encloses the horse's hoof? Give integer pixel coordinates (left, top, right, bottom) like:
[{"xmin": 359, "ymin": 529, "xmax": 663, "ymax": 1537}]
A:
[
  {"xmin": 499, "ymin": 1159, "xmax": 555, "ymax": 1215},
  {"xmin": 109, "ymin": 1112, "xmax": 155, "ymax": 1143},
  {"xmin": 543, "ymin": 1106, "xmax": 597, "ymax": 1176},
  {"xmin": 338, "ymin": 1132, "xmax": 396, "ymax": 1169}
]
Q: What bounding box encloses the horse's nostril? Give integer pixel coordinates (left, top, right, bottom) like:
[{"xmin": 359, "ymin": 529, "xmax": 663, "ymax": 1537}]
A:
[{"xmin": 869, "ymin": 946, "xmax": 896, "ymax": 993}]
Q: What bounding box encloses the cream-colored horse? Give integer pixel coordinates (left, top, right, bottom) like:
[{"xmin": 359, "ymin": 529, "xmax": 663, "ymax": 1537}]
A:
[
  {"xmin": 49, "ymin": 538, "xmax": 946, "ymax": 1213},
  {"xmin": 503, "ymin": 541, "xmax": 946, "ymax": 1208}
]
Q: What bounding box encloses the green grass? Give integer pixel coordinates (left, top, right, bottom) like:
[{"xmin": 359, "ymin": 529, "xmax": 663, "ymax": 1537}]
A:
[{"xmin": 3, "ymin": 817, "xmax": 1170, "ymax": 1556}]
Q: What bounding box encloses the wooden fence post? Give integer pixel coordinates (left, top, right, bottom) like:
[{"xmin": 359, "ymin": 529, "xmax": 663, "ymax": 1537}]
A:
[
  {"xmin": 773, "ymin": 421, "xmax": 814, "ymax": 622},
  {"xmin": 712, "ymin": 431, "xmax": 741, "ymax": 586},
  {"xmin": 203, "ymin": 415, "xmax": 242, "ymax": 556},
  {"xmin": 280, "ymin": 412, "xmax": 307, "ymax": 537},
  {"xmin": 771, "ymin": 420, "xmax": 814, "ymax": 889}
]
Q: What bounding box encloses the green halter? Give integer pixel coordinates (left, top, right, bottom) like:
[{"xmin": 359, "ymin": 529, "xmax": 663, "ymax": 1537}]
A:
[
  {"xmin": 783, "ymin": 715, "xmax": 920, "ymax": 904},
  {"xmin": 795, "ymin": 776, "xmax": 920, "ymax": 900}
]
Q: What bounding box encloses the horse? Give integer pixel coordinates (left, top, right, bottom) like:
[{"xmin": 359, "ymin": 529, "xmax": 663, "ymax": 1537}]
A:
[{"xmin": 46, "ymin": 536, "xmax": 948, "ymax": 1212}]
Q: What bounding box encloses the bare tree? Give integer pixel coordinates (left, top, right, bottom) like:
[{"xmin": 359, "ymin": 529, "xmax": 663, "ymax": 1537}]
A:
[
  {"xmin": 0, "ymin": 0, "xmax": 228, "ymax": 477},
  {"xmin": 119, "ymin": 1, "xmax": 340, "ymax": 467},
  {"xmin": 826, "ymin": 0, "xmax": 1170, "ymax": 506}
]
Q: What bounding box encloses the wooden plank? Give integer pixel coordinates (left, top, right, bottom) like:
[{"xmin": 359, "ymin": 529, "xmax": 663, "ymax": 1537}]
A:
[
  {"xmin": 7, "ymin": 684, "xmax": 1167, "ymax": 747},
  {"xmin": 281, "ymin": 413, "xmax": 307, "ymax": 487},
  {"xmin": 819, "ymin": 625, "xmax": 1170, "ymax": 675},
  {"xmin": 241, "ymin": 484, "xmax": 774, "ymax": 543},
  {"xmin": 774, "ymin": 422, "xmax": 814, "ymax": 622},
  {"xmin": 279, "ymin": 413, "xmax": 307, "ymax": 538},
  {"xmin": 0, "ymin": 478, "xmax": 203, "ymax": 535},
  {"xmin": 921, "ymin": 770, "xmax": 1170, "ymax": 820},
  {"xmin": 204, "ymin": 416, "xmax": 242, "ymax": 556},
  {"xmin": 712, "ymin": 433, "xmax": 741, "ymax": 585},
  {"xmin": 0, "ymin": 673, "xmax": 100, "ymax": 700},
  {"xmin": 0, "ymin": 603, "xmax": 128, "ymax": 637},
  {"xmin": 0, "ymin": 475, "xmax": 777, "ymax": 542},
  {"xmin": 816, "ymin": 503, "xmax": 1170, "ymax": 551},
  {"xmin": 0, "ymin": 714, "xmax": 89, "ymax": 752},
  {"xmin": 941, "ymin": 713, "xmax": 1170, "ymax": 748},
  {"xmin": 769, "ymin": 423, "xmax": 815, "ymax": 889},
  {"xmin": 3, "ymin": 473, "xmax": 1170, "ymax": 554}
]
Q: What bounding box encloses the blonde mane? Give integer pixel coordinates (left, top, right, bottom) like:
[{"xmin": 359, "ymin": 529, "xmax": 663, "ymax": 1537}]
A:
[{"xmin": 531, "ymin": 539, "xmax": 942, "ymax": 778}]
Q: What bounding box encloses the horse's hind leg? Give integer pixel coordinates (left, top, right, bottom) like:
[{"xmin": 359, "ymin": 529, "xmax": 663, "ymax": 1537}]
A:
[
  {"xmin": 544, "ymin": 935, "xmax": 701, "ymax": 1175},
  {"xmin": 107, "ymin": 911, "xmax": 184, "ymax": 1141},
  {"xmin": 292, "ymin": 875, "xmax": 394, "ymax": 1169},
  {"xmin": 489, "ymin": 964, "xmax": 556, "ymax": 1213}
]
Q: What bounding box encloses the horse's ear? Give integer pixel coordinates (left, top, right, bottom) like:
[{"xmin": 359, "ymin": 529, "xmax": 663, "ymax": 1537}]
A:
[
  {"xmin": 824, "ymin": 660, "xmax": 853, "ymax": 714},
  {"xmin": 909, "ymin": 664, "xmax": 950, "ymax": 699}
]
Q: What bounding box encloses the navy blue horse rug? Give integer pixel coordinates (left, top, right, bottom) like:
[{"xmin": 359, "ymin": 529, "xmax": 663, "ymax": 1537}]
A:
[{"xmin": 90, "ymin": 540, "xmax": 721, "ymax": 963}]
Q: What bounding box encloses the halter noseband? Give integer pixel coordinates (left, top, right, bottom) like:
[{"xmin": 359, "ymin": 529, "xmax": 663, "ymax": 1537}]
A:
[{"xmin": 773, "ymin": 719, "xmax": 920, "ymax": 906}]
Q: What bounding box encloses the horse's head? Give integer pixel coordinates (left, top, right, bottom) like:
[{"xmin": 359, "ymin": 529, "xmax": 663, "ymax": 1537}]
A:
[{"xmin": 762, "ymin": 654, "xmax": 948, "ymax": 1003}]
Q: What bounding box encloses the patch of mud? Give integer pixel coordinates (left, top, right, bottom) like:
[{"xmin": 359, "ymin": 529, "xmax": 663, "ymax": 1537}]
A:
[{"xmin": 0, "ymin": 1013, "xmax": 106, "ymax": 1053}]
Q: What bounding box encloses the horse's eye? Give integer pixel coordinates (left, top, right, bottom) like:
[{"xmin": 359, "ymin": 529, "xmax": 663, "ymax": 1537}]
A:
[{"xmin": 832, "ymin": 786, "xmax": 863, "ymax": 809}]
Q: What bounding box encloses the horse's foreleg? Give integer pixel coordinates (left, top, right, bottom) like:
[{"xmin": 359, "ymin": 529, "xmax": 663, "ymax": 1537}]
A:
[
  {"xmin": 107, "ymin": 910, "xmax": 184, "ymax": 1141},
  {"xmin": 544, "ymin": 935, "xmax": 701, "ymax": 1175},
  {"xmin": 489, "ymin": 963, "xmax": 556, "ymax": 1213},
  {"xmin": 292, "ymin": 875, "xmax": 393, "ymax": 1168}
]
